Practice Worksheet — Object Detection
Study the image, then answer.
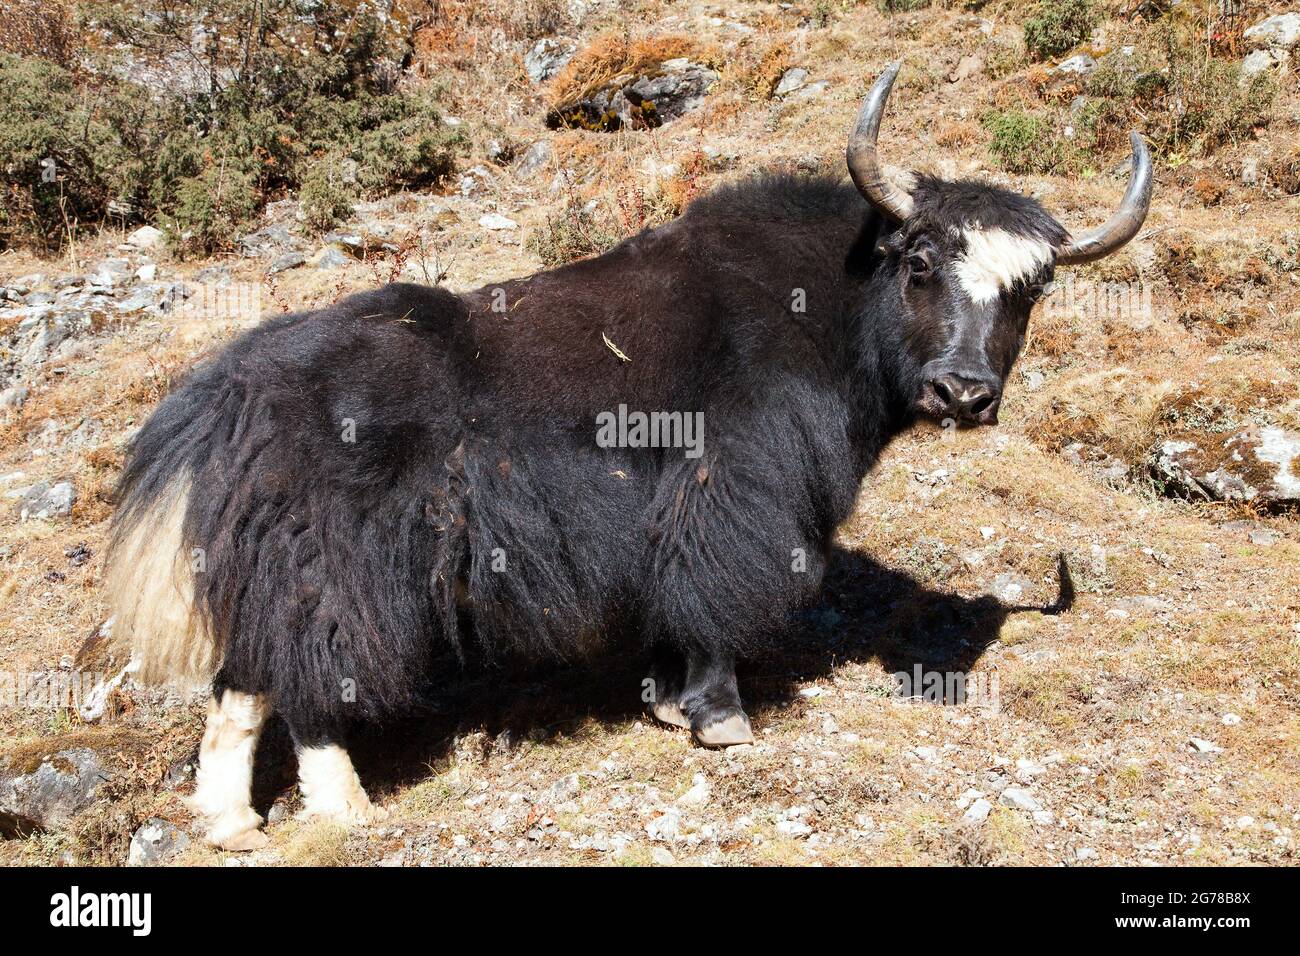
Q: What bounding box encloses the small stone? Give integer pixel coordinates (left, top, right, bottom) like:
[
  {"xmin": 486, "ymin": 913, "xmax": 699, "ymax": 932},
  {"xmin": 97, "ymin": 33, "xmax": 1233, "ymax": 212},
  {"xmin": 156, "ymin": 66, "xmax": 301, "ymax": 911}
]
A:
[
  {"xmin": 314, "ymin": 247, "xmax": 352, "ymax": 270},
  {"xmin": 999, "ymin": 787, "xmax": 1042, "ymax": 812},
  {"xmin": 1076, "ymin": 846, "xmax": 1098, "ymax": 861},
  {"xmin": 126, "ymin": 225, "xmax": 165, "ymax": 250},
  {"xmin": 646, "ymin": 808, "xmax": 681, "ymax": 842},
  {"xmin": 773, "ymin": 67, "xmax": 809, "ymax": 97},
  {"xmin": 1188, "ymin": 736, "xmax": 1223, "ymax": 754},
  {"xmin": 1236, "ymin": 815, "xmax": 1255, "ymax": 829},
  {"xmin": 0, "ymin": 386, "xmax": 29, "ymax": 410},
  {"xmin": 135, "ymin": 263, "xmax": 157, "ymax": 282},
  {"xmin": 15, "ymin": 480, "xmax": 76, "ymax": 521},
  {"xmin": 478, "ymin": 213, "xmax": 518, "ymax": 231},
  {"xmin": 676, "ymin": 774, "xmax": 710, "ymax": 808},
  {"xmin": 514, "ymin": 140, "xmax": 553, "ymax": 181},
  {"xmin": 1222, "ymin": 713, "xmax": 1242, "ymax": 726},
  {"xmin": 0, "ymin": 748, "xmax": 108, "ymax": 832},
  {"xmin": 979, "ymin": 526, "xmax": 996, "ymax": 540},
  {"xmin": 524, "ymin": 37, "xmax": 577, "ymax": 84},
  {"xmin": 128, "ymin": 818, "xmax": 190, "ymax": 865},
  {"xmin": 1053, "ymin": 54, "xmax": 1097, "ymax": 76},
  {"xmin": 1248, "ymin": 529, "xmax": 1277, "ymax": 546},
  {"xmin": 963, "ymin": 798, "xmax": 992, "ymax": 825},
  {"xmin": 651, "ymin": 846, "xmax": 675, "ymax": 865},
  {"xmin": 268, "ymin": 251, "xmax": 306, "ymax": 273}
]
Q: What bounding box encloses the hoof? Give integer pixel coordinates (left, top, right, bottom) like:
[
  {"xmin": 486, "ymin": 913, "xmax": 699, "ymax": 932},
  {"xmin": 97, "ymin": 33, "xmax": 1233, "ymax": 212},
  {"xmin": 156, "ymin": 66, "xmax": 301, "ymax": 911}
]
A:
[
  {"xmin": 219, "ymin": 828, "xmax": 270, "ymax": 852},
  {"xmin": 652, "ymin": 700, "xmax": 691, "ymax": 730},
  {"xmin": 693, "ymin": 713, "xmax": 754, "ymax": 748},
  {"xmin": 203, "ymin": 806, "xmax": 267, "ymax": 851}
]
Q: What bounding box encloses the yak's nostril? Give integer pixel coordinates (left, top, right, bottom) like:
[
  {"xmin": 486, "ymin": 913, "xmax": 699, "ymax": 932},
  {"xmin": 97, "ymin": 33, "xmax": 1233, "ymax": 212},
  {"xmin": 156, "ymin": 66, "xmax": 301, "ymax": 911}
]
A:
[
  {"xmin": 931, "ymin": 379, "xmax": 953, "ymax": 405},
  {"xmin": 968, "ymin": 392, "xmax": 994, "ymax": 417}
]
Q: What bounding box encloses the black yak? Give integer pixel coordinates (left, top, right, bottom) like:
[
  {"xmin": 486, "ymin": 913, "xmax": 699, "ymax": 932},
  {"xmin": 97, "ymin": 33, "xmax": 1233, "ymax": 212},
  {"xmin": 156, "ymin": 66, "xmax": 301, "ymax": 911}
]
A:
[{"xmin": 106, "ymin": 63, "xmax": 1152, "ymax": 849}]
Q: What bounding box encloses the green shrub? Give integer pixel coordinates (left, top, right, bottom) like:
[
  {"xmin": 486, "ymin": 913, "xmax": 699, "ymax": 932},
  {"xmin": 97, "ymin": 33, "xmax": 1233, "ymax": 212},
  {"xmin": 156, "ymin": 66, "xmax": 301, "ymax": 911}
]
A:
[
  {"xmin": 982, "ymin": 109, "xmax": 1073, "ymax": 174},
  {"xmin": 1023, "ymin": 0, "xmax": 1097, "ymax": 61},
  {"xmin": 300, "ymin": 159, "xmax": 358, "ymax": 236},
  {"xmin": 527, "ymin": 201, "xmax": 623, "ymax": 266},
  {"xmin": 167, "ymin": 165, "xmax": 260, "ymax": 259},
  {"xmin": 0, "ymin": 2, "xmax": 466, "ymax": 253}
]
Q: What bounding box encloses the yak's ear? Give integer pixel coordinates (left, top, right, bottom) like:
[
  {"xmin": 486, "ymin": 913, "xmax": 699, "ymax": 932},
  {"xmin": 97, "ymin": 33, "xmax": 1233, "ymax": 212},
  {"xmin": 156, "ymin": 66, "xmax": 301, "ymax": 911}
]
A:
[{"xmin": 845, "ymin": 212, "xmax": 893, "ymax": 278}]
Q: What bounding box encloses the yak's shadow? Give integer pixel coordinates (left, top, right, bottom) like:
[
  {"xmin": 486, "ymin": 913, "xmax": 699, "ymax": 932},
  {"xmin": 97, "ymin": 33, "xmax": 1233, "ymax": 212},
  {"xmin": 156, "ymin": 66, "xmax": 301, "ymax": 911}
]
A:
[{"xmin": 251, "ymin": 546, "xmax": 1072, "ymax": 810}]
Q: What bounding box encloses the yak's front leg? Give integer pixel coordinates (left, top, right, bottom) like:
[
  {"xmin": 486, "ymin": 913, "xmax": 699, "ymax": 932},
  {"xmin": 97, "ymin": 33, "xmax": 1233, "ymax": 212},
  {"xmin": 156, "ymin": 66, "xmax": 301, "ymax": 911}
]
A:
[
  {"xmin": 649, "ymin": 643, "xmax": 754, "ymax": 747},
  {"xmin": 680, "ymin": 645, "xmax": 754, "ymax": 747}
]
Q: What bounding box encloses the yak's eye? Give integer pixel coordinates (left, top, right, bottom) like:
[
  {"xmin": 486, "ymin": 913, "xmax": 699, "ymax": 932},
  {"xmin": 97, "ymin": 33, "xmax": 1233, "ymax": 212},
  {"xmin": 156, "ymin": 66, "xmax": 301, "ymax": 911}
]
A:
[
  {"xmin": 907, "ymin": 249, "xmax": 934, "ymax": 282},
  {"xmin": 1026, "ymin": 280, "xmax": 1055, "ymax": 303}
]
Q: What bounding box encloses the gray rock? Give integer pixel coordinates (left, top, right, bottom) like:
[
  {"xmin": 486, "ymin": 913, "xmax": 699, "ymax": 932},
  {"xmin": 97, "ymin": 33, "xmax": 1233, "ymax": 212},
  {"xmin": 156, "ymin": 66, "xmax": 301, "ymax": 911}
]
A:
[
  {"xmin": 478, "ymin": 213, "xmax": 518, "ymax": 231},
  {"xmin": 962, "ymin": 797, "xmax": 992, "ymax": 824},
  {"xmin": 268, "ymin": 251, "xmax": 307, "ymax": 274},
  {"xmin": 990, "ymin": 572, "xmax": 1033, "ymax": 604},
  {"xmin": 314, "ymin": 247, "xmax": 352, "ymax": 270},
  {"xmin": 549, "ymin": 59, "xmax": 719, "ymax": 131},
  {"xmin": 15, "ymin": 480, "xmax": 76, "ymax": 520},
  {"xmin": 999, "ymin": 787, "xmax": 1042, "ymax": 812},
  {"xmin": 1053, "ymin": 54, "xmax": 1097, "ymax": 76},
  {"xmin": 1244, "ymin": 13, "xmax": 1300, "ymax": 49},
  {"xmin": 525, "ymin": 37, "xmax": 577, "ymax": 84},
  {"xmin": 514, "ymin": 140, "xmax": 553, "ymax": 180},
  {"xmin": 128, "ymin": 818, "xmax": 190, "ymax": 865},
  {"xmin": 651, "ymin": 846, "xmax": 675, "ymax": 865},
  {"xmin": 646, "ymin": 808, "xmax": 681, "ymax": 842},
  {"xmin": 0, "ymin": 748, "xmax": 108, "ymax": 834},
  {"xmin": 1150, "ymin": 428, "xmax": 1300, "ymax": 508},
  {"xmin": 0, "ymin": 386, "xmax": 29, "ymax": 410},
  {"xmin": 126, "ymin": 225, "xmax": 165, "ymax": 250},
  {"xmin": 547, "ymin": 773, "xmax": 581, "ymax": 803},
  {"xmin": 774, "ymin": 67, "xmax": 809, "ymax": 97},
  {"xmin": 239, "ymin": 224, "xmax": 297, "ymax": 258}
]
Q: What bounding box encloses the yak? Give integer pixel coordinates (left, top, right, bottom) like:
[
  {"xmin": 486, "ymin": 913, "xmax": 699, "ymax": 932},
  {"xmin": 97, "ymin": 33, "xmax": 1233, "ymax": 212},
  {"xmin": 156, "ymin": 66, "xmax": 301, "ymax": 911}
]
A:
[{"xmin": 105, "ymin": 63, "xmax": 1152, "ymax": 849}]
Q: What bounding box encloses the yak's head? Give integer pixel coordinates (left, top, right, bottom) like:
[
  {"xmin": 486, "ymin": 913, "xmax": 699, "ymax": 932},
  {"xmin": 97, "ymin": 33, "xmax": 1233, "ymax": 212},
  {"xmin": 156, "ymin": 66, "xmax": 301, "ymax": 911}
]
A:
[{"xmin": 848, "ymin": 62, "xmax": 1152, "ymax": 427}]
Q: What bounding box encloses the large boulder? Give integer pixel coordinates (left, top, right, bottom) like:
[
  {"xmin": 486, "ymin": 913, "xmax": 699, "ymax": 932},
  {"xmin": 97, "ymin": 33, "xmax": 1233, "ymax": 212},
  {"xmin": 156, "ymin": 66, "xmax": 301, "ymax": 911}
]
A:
[
  {"xmin": 0, "ymin": 748, "xmax": 107, "ymax": 836},
  {"xmin": 1244, "ymin": 13, "xmax": 1300, "ymax": 50},
  {"xmin": 1149, "ymin": 426, "xmax": 1300, "ymax": 508},
  {"xmin": 547, "ymin": 58, "xmax": 719, "ymax": 131}
]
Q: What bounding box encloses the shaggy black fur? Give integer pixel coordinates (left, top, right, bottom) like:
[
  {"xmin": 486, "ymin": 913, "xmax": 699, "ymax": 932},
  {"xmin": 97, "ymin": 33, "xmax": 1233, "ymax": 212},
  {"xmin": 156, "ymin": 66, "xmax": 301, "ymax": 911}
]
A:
[{"xmin": 113, "ymin": 171, "xmax": 1068, "ymax": 746}]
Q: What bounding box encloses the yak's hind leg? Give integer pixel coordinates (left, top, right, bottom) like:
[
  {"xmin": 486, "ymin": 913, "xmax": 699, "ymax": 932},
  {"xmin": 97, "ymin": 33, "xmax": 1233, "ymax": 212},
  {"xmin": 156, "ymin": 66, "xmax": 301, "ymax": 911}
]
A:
[
  {"xmin": 188, "ymin": 687, "xmax": 270, "ymax": 851},
  {"xmin": 290, "ymin": 730, "xmax": 388, "ymax": 825}
]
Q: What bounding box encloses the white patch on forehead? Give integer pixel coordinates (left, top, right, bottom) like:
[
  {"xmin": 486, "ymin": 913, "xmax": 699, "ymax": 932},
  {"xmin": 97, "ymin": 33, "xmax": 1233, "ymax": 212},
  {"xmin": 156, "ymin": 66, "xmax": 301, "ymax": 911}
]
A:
[{"xmin": 953, "ymin": 227, "xmax": 1053, "ymax": 305}]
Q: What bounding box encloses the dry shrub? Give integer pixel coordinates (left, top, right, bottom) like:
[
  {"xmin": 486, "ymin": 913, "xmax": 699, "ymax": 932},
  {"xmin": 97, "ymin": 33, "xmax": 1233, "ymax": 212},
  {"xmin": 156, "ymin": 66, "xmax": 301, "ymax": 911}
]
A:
[
  {"xmin": 1024, "ymin": 366, "xmax": 1175, "ymax": 464},
  {"xmin": 547, "ymin": 33, "xmax": 722, "ymax": 107},
  {"xmin": 736, "ymin": 38, "xmax": 794, "ymax": 100},
  {"xmin": 934, "ymin": 118, "xmax": 981, "ymax": 150}
]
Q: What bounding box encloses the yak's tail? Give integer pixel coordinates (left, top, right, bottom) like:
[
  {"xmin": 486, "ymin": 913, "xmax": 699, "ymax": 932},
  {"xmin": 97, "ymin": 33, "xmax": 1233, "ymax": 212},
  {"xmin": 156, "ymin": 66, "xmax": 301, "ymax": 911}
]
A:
[{"xmin": 104, "ymin": 384, "xmax": 223, "ymax": 687}]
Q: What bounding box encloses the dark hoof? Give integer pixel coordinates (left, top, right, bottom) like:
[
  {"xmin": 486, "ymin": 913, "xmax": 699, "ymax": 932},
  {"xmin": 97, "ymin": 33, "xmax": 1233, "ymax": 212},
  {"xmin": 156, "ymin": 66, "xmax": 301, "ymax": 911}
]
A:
[
  {"xmin": 652, "ymin": 699, "xmax": 692, "ymax": 730},
  {"xmin": 693, "ymin": 713, "xmax": 754, "ymax": 748}
]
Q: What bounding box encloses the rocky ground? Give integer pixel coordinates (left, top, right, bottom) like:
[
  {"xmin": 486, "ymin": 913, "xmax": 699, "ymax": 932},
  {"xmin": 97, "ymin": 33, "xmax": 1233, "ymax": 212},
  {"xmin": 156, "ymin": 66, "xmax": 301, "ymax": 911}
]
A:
[{"xmin": 1, "ymin": 0, "xmax": 1298, "ymax": 866}]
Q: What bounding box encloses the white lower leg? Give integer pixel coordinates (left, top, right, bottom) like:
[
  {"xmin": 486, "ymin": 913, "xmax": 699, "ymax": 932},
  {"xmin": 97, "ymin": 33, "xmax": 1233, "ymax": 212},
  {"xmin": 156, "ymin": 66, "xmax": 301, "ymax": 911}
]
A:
[
  {"xmin": 189, "ymin": 689, "xmax": 270, "ymax": 850},
  {"xmin": 296, "ymin": 743, "xmax": 386, "ymax": 824}
]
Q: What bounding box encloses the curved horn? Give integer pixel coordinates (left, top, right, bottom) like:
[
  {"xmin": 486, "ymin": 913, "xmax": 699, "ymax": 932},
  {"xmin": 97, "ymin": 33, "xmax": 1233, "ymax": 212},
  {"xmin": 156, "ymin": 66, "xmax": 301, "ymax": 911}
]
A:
[
  {"xmin": 1057, "ymin": 131, "xmax": 1153, "ymax": 265},
  {"xmin": 847, "ymin": 61, "xmax": 914, "ymax": 222}
]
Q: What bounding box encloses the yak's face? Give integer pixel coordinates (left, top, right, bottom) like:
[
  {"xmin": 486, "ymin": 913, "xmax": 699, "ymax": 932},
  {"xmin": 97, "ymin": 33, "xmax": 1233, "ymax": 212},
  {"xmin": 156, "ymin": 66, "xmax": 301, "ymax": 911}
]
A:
[
  {"xmin": 884, "ymin": 186, "xmax": 1066, "ymax": 427},
  {"xmin": 847, "ymin": 62, "xmax": 1151, "ymax": 429}
]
